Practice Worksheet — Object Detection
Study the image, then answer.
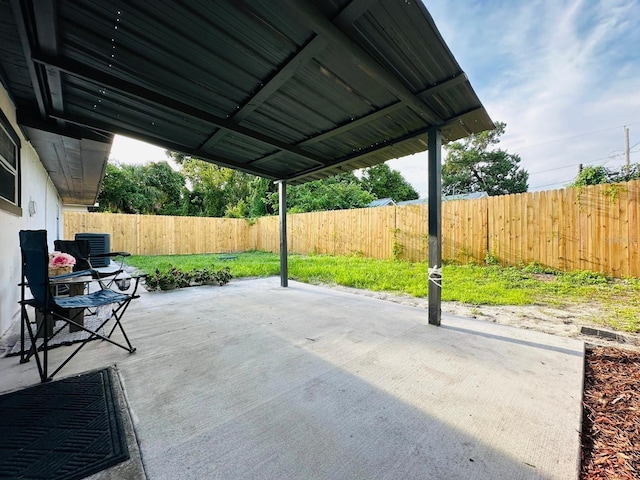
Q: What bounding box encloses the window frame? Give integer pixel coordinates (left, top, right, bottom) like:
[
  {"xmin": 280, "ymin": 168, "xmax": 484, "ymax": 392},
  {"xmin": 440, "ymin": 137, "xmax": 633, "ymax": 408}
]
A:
[{"xmin": 0, "ymin": 108, "xmax": 21, "ymax": 216}]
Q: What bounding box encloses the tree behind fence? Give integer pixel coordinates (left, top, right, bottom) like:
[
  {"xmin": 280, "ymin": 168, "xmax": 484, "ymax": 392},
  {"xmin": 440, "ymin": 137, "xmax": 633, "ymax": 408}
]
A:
[{"xmin": 64, "ymin": 180, "xmax": 640, "ymax": 278}]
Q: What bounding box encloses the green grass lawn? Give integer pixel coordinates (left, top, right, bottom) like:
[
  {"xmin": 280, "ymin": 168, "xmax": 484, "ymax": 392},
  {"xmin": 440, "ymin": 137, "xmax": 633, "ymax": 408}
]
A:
[{"xmin": 125, "ymin": 251, "xmax": 640, "ymax": 333}]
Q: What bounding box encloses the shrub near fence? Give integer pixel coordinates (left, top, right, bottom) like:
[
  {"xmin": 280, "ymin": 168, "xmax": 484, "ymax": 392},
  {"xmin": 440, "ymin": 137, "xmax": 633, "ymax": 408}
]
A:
[{"xmin": 64, "ymin": 179, "xmax": 640, "ymax": 278}]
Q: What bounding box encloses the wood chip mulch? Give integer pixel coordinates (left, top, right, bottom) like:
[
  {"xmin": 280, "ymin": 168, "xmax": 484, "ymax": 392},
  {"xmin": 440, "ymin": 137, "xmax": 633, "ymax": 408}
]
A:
[{"xmin": 581, "ymin": 346, "xmax": 640, "ymax": 479}]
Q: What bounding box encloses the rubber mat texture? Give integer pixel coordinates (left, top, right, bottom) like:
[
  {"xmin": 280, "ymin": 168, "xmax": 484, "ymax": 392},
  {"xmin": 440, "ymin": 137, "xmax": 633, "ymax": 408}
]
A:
[{"xmin": 0, "ymin": 368, "xmax": 129, "ymax": 479}]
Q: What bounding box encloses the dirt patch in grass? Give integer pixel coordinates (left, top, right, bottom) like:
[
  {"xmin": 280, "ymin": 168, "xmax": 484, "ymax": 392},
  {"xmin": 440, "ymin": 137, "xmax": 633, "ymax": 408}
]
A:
[
  {"xmin": 326, "ymin": 284, "xmax": 640, "ymax": 347},
  {"xmin": 531, "ymin": 272, "xmax": 558, "ymax": 282}
]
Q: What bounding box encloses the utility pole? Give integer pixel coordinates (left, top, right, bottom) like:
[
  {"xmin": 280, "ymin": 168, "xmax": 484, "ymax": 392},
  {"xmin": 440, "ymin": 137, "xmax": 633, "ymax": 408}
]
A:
[{"xmin": 624, "ymin": 126, "xmax": 630, "ymax": 176}]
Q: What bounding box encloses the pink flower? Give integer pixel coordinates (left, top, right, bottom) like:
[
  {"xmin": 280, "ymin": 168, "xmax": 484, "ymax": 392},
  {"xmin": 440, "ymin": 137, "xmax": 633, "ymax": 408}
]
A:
[{"xmin": 48, "ymin": 251, "xmax": 76, "ymax": 268}]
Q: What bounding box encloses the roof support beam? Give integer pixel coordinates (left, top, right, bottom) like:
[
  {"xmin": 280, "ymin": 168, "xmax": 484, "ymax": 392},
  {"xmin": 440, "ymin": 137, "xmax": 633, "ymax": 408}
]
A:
[
  {"xmin": 427, "ymin": 128, "xmax": 442, "ymax": 326},
  {"xmin": 248, "ymin": 72, "xmax": 473, "ymax": 169},
  {"xmin": 18, "ymin": 111, "xmax": 112, "ymax": 143},
  {"xmin": 10, "ymin": 0, "xmax": 48, "ymax": 119},
  {"xmin": 199, "ymin": 35, "xmax": 329, "ymax": 151},
  {"xmin": 287, "ymin": 130, "xmax": 423, "ymax": 182},
  {"xmin": 33, "ymin": 0, "xmax": 66, "ymax": 128},
  {"xmin": 200, "ymin": 0, "xmax": 375, "ymax": 152},
  {"xmin": 249, "ymin": 73, "xmax": 473, "ymax": 169},
  {"xmin": 246, "ymin": 100, "xmax": 405, "ymax": 167},
  {"xmin": 301, "ymin": 102, "xmax": 404, "ymax": 146},
  {"xmin": 32, "ymin": 54, "xmax": 330, "ymax": 168},
  {"xmin": 332, "ymin": 0, "xmax": 378, "ymax": 27},
  {"xmin": 282, "ymin": 0, "xmax": 444, "ymax": 125},
  {"xmin": 285, "ymin": 106, "xmax": 483, "ymax": 182},
  {"xmin": 49, "ymin": 112, "xmax": 279, "ymax": 179},
  {"xmin": 418, "ymin": 72, "xmax": 468, "ymax": 102}
]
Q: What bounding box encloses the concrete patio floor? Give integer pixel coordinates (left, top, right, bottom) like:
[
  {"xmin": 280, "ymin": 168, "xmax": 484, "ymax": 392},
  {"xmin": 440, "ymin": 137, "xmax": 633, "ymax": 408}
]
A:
[{"xmin": 0, "ymin": 277, "xmax": 585, "ymax": 479}]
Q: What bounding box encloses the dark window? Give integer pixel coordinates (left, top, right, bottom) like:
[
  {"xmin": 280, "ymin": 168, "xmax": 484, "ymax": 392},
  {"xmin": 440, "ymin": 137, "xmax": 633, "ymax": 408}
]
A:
[{"xmin": 0, "ymin": 109, "xmax": 21, "ymax": 216}]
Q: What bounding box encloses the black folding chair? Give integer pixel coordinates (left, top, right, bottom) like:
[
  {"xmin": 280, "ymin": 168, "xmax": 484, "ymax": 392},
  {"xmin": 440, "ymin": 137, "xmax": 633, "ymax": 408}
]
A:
[
  {"xmin": 19, "ymin": 230, "xmax": 140, "ymax": 382},
  {"xmin": 54, "ymin": 239, "xmax": 132, "ymax": 291}
]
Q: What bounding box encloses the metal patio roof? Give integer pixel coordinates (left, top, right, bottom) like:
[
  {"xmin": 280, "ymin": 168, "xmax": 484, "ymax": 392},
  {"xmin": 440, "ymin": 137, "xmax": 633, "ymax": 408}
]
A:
[{"xmin": 1, "ymin": 0, "xmax": 493, "ymax": 205}]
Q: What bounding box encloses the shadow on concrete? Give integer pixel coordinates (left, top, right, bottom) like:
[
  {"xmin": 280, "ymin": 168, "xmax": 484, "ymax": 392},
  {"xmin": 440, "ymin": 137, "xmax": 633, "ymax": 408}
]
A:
[
  {"xmin": 1, "ymin": 278, "xmax": 582, "ymax": 479},
  {"xmin": 441, "ymin": 324, "xmax": 583, "ymax": 357}
]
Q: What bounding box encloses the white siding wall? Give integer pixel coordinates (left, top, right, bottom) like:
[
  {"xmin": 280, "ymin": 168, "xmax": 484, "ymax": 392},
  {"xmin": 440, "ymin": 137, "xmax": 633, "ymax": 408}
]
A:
[{"xmin": 0, "ymin": 84, "xmax": 63, "ymax": 338}]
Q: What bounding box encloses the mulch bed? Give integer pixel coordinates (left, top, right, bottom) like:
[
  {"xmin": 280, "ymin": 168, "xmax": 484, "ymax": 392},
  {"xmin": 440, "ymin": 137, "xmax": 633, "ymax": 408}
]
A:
[{"xmin": 581, "ymin": 346, "xmax": 640, "ymax": 479}]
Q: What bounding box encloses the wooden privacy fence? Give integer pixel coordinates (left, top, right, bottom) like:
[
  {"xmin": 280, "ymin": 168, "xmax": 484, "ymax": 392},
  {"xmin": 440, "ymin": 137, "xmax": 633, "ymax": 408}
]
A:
[
  {"xmin": 64, "ymin": 213, "xmax": 249, "ymax": 255},
  {"xmin": 64, "ymin": 179, "xmax": 640, "ymax": 278},
  {"xmin": 488, "ymin": 182, "xmax": 639, "ymax": 277}
]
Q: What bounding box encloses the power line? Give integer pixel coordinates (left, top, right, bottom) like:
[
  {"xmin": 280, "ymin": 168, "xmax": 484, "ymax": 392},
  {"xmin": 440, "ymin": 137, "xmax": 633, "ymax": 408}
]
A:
[
  {"xmin": 530, "ymin": 180, "xmax": 572, "ymax": 190},
  {"xmin": 528, "ymin": 157, "xmax": 609, "ymax": 176},
  {"xmin": 511, "ymin": 121, "xmax": 640, "ymax": 152},
  {"xmin": 527, "ymin": 149, "xmax": 640, "ymax": 176}
]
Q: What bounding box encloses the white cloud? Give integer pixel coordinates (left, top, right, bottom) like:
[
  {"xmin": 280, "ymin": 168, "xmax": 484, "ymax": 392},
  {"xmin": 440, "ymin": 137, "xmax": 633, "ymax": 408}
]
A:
[{"xmin": 405, "ymin": 0, "xmax": 640, "ymax": 193}]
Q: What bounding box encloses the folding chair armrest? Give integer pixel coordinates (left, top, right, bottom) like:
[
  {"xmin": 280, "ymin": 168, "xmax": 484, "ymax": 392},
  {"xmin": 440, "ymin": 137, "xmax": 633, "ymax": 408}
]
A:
[
  {"xmin": 129, "ymin": 273, "xmax": 148, "ymax": 298},
  {"xmin": 89, "ymin": 251, "xmax": 131, "ymax": 259},
  {"xmin": 49, "ymin": 269, "xmax": 95, "ymax": 282}
]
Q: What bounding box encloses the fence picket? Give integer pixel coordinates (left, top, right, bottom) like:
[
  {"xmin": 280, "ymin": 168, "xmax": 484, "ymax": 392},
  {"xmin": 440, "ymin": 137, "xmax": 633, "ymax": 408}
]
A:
[{"xmin": 64, "ymin": 180, "xmax": 640, "ymax": 278}]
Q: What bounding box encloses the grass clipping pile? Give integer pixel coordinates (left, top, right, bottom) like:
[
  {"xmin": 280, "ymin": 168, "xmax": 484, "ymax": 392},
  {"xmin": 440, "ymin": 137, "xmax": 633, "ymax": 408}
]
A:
[{"xmin": 581, "ymin": 347, "xmax": 640, "ymax": 479}]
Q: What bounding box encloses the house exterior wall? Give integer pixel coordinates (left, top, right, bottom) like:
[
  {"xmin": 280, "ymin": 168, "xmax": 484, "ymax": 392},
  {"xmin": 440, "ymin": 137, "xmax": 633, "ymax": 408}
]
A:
[{"xmin": 0, "ymin": 83, "xmax": 62, "ymax": 338}]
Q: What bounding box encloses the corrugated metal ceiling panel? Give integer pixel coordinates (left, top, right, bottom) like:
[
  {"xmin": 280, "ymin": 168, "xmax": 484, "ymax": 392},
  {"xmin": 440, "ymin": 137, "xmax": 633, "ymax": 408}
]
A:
[
  {"xmin": 0, "ymin": 1, "xmax": 35, "ymax": 108},
  {"xmin": 206, "ymin": 133, "xmax": 278, "ymax": 165},
  {"xmin": 350, "ymin": 2, "xmax": 459, "ymax": 91},
  {"xmin": 1, "ymin": 0, "xmax": 494, "ymax": 202}
]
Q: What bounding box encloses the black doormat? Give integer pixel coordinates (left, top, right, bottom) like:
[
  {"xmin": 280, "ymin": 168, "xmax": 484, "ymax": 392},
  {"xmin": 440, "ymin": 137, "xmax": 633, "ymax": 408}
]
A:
[{"xmin": 0, "ymin": 368, "xmax": 129, "ymax": 480}]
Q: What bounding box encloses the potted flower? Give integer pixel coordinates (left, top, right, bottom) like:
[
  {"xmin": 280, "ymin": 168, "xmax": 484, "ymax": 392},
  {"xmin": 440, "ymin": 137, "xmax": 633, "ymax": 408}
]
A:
[{"xmin": 48, "ymin": 251, "xmax": 76, "ymax": 276}]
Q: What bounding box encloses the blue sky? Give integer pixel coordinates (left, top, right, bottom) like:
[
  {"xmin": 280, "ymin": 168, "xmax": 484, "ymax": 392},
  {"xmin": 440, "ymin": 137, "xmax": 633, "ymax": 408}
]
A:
[
  {"xmin": 388, "ymin": 0, "xmax": 640, "ymax": 195},
  {"xmin": 110, "ymin": 0, "xmax": 640, "ymax": 197}
]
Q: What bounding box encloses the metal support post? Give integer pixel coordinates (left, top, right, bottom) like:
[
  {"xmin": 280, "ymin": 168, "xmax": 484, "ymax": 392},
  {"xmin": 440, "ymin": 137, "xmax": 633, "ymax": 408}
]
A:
[
  {"xmin": 427, "ymin": 128, "xmax": 442, "ymax": 325},
  {"xmin": 278, "ymin": 180, "xmax": 288, "ymax": 287}
]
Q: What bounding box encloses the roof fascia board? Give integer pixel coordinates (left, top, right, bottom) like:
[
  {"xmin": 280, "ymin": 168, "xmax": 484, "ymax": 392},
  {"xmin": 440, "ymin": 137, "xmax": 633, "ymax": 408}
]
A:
[
  {"xmin": 31, "ymin": 54, "xmax": 330, "ymax": 168},
  {"xmin": 80, "ymin": 136, "xmax": 109, "ymax": 204}
]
